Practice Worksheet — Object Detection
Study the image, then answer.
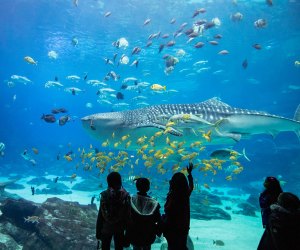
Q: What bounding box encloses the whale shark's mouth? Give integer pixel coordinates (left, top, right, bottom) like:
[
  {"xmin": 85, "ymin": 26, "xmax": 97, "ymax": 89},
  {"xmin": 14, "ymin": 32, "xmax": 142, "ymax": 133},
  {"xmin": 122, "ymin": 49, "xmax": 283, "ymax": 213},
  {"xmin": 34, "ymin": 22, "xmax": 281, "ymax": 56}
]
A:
[{"xmin": 81, "ymin": 112, "xmax": 125, "ymax": 130}]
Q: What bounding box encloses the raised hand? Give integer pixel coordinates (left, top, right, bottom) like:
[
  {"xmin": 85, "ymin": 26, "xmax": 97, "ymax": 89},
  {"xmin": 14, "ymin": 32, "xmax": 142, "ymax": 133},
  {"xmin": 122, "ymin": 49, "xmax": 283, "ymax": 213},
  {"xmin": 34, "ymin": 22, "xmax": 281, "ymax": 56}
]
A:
[{"xmin": 187, "ymin": 162, "xmax": 193, "ymax": 175}]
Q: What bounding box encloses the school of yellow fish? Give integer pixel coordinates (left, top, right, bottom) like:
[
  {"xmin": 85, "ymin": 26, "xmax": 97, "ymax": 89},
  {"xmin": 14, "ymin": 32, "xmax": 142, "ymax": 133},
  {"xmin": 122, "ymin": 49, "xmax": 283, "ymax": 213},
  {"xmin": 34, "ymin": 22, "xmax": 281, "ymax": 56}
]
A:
[{"xmin": 62, "ymin": 129, "xmax": 245, "ymax": 190}]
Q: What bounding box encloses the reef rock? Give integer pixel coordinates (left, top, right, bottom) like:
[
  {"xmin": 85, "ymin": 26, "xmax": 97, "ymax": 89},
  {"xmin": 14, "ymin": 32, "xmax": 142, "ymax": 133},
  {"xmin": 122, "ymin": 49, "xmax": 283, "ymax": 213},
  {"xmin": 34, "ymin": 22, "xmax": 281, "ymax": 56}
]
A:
[
  {"xmin": 0, "ymin": 197, "xmax": 98, "ymax": 249},
  {"xmin": 232, "ymin": 202, "xmax": 258, "ymax": 217},
  {"xmin": 27, "ymin": 177, "xmax": 53, "ymax": 186},
  {"xmin": 191, "ymin": 205, "xmax": 231, "ymax": 220},
  {"xmin": 0, "ymin": 232, "xmax": 22, "ymax": 250},
  {"xmin": 189, "ymin": 191, "xmax": 231, "ymax": 220},
  {"xmin": 35, "ymin": 182, "xmax": 72, "ymax": 195},
  {"xmin": 72, "ymin": 179, "xmax": 102, "ymax": 192},
  {"xmin": 0, "ymin": 179, "xmax": 21, "ymax": 201}
]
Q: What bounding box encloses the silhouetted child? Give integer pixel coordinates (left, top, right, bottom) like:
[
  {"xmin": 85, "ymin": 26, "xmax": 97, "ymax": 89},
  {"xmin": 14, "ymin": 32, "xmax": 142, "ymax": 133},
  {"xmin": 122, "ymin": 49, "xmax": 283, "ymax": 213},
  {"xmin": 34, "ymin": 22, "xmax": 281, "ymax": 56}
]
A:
[
  {"xmin": 258, "ymin": 192, "xmax": 300, "ymax": 250},
  {"xmin": 125, "ymin": 177, "xmax": 162, "ymax": 250},
  {"xmin": 162, "ymin": 162, "xmax": 194, "ymax": 250},
  {"xmin": 257, "ymin": 176, "xmax": 283, "ymax": 250},
  {"xmin": 269, "ymin": 192, "xmax": 300, "ymax": 249},
  {"xmin": 96, "ymin": 172, "xmax": 130, "ymax": 250}
]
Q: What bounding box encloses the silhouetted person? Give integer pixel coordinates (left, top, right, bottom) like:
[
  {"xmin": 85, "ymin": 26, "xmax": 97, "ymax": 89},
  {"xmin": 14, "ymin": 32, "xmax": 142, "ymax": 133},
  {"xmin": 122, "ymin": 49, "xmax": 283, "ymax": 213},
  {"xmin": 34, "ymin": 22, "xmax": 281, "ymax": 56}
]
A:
[
  {"xmin": 125, "ymin": 177, "xmax": 162, "ymax": 250},
  {"xmin": 257, "ymin": 176, "xmax": 283, "ymax": 250},
  {"xmin": 258, "ymin": 192, "xmax": 300, "ymax": 250},
  {"xmin": 162, "ymin": 162, "xmax": 194, "ymax": 250},
  {"xmin": 96, "ymin": 172, "xmax": 130, "ymax": 250}
]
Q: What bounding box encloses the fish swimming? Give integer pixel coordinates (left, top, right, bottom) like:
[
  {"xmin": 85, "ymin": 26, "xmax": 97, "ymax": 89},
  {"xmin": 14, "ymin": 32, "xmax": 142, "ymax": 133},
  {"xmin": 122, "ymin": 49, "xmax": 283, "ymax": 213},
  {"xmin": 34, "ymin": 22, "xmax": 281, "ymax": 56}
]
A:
[
  {"xmin": 81, "ymin": 98, "xmax": 300, "ymax": 150},
  {"xmin": 210, "ymin": 148, "xmax": 250, "ymax": 161}
]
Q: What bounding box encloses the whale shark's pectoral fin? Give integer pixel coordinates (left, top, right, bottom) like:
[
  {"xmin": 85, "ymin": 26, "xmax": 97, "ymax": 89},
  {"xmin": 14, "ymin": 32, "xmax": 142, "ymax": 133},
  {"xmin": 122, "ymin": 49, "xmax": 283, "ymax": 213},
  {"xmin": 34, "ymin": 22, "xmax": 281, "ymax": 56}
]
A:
[
  {"xmin": 135, "ymin": 123, "xmax": 183, "ymax": 136},
  {"xmin": 215, "ymin": 129, "xmax": 242, "ymax": 142},
  {"xmin": 214, "ymin": 119, "xmax": 242, "ymax": 142}
]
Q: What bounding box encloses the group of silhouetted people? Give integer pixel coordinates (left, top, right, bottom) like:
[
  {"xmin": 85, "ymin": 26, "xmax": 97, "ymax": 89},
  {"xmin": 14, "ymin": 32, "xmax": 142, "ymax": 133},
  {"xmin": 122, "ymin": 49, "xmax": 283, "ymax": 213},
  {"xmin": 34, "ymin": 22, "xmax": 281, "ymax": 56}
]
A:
[
  {"xmin": 258, "ymin": 176, "xmax": 300, "ymax": 250},
  {"xmin": 96, "ymin": 163, "xmax": 193, "ymax": 250},
  {"xmin": 96, "ymin": 165, "xmax": 299, "ymax": 250}
]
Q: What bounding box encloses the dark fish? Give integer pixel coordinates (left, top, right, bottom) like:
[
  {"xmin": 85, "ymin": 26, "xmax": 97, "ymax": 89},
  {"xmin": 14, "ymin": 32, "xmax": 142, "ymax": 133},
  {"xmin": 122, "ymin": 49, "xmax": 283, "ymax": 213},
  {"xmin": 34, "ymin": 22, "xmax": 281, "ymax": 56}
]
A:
[
  {"xmin": 31, "ymin": 186, "xmax": 35, "ymax": 195},
  {"xmin": 210, "ymin": 149, "xmax": 235, "ymax": 160},
  {"xmin": 121, "ymin": 84, "xmax": 128, "ymax": 89},
  {"xmin": 188, "ymin": 32, "xmax": 199, "ymax": 38},
  {"xmin": 204, "ymin": 21, "xmax": 215, "ymax": 29},
  {"xmin": 192, "ymin": 10, "xmax": 200, "ymax": 18},
  {"xmin": 166, "ymin": 40, "xmax": 176, "ymax": 47},
  {"xmin": 72, "ymin": 89, "xmax": 76, "ymax": 95},
  {"xmin": 56, "ymin": 153, "xmax": 60, "ymax": 160},
  {"xmin": 54, "ymin": 177, "xmax": 59, "ymax": 183},
  {"xmin": 214, "ymin": 34, "xmax": 222, "ymax": 39},
  {"xmin": 213, "ymin": 240, "xmax": 225, "ymax": 246},
  {"xmin": 58, "ymin": 108, "xmax": 68, "ymax": 113},
  {"xmin": 131, "ymin": 47, "xmax": 141, "ymax": 55},
  {"xmin": 210, "ymin": 148, "xmax": 249, "ymax": 161},
  {"xmin": 103, "ymin": 75, "xmax": 110, "ymax": 81},
  {"xmin": 165, "ymin": 56, "xmax": 177, "ymax": 67},
  {"xmin": 266, "ymin": 0, "xmax": 273, "ymax": 6},
  {"xmin": 158, "ymin": 44, "xmax": 165, "ymax": 53},
  {"xmin": 242, "ymin": 59, "xmax": 248, "ymax": 69},
  {"xmin": 51, "ymin": 109, "xmax": 60, "ymax": 114},
  {"xmin": 184, "ymin": 28, "xmax": 194, "ymax": 36},
  {"xmin": 253, "ymin": 44, "xmax": 262, "ymax": 50},
  {"xmin": 52, "ymin": 108, "xmax": 68, "ymax": 114},
  {"xmin": 41, "ymin": 114, "xmax": 56, "ymax": 123},
  {"xmin": 112, "ymin": 40, "xmax": 120, "ymax": 48},
  {"xmin": 194, "ymin": 19, "xmax": 207, "ymax": 25},
  {"xmin": 65, "ymin": 151, "xmax": 73, "ymax": 156},
  {"xmin": 59, "ymin": 115, "xmax": 71, "ymax": 126},
  {"xmin": 84, "ymin": 73, "xmax": 88, "ymax": 80},
  {"xmin": 113, "ymin": 53, "xmax": 118, "ymax": 62},
  {"xmin": 54, "ymin": 76, "xmax": 58, "ymax": 81},
  {"xmin": 116, "ymin": 92, "xmax": 124, "ymax": 100}
]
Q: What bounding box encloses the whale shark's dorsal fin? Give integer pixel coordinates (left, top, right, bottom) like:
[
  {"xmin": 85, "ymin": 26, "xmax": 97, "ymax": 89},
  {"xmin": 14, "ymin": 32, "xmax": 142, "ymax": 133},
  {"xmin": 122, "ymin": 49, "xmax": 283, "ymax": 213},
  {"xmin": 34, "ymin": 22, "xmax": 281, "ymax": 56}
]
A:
[{"xmin": 200, "ymin": 97, "xmax": 231, "ymax": 108}]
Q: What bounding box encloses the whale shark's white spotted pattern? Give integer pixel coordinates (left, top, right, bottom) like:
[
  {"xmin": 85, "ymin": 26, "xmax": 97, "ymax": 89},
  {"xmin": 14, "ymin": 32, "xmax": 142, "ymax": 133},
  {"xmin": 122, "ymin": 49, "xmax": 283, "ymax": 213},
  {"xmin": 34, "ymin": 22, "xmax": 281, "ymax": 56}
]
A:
[{"xmin": 82, "ymin": 98, "xmax": 300, "ymax": 147}]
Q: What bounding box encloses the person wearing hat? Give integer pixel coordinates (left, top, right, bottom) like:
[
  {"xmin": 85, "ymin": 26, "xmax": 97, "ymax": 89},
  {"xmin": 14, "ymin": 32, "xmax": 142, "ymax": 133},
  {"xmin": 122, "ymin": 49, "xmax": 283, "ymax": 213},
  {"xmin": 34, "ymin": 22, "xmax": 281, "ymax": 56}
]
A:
[
  {"xmin": 96, "ymin": 172, "xmax": 130, "ymax": 250},
  {"xmin": 124, "ymin": 177, "xmax": 162, "ymax": 250},
  {"xmin": 268, "ymin": 192, "xmax": 300, "ymax": 249},
  {"xmin": 258, "ymin": 192, "xmax": 300, "ymax": 250}
]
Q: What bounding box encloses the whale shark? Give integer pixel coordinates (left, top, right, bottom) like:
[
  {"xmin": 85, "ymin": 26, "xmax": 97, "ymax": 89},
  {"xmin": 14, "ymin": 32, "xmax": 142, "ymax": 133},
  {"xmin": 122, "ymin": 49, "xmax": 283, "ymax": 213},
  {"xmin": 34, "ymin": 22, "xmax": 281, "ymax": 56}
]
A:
[{"xmin": 81, "ymin": 98, "xmax": 300, "ymax": 150}]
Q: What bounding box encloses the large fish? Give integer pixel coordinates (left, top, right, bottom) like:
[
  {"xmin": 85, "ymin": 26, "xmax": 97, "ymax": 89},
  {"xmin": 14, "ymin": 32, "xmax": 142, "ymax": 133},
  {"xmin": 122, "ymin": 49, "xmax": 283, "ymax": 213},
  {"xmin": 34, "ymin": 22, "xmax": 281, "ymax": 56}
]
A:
[{"xmin": 81, "ymin": 98, "xmax": 300, "ymax": 150}]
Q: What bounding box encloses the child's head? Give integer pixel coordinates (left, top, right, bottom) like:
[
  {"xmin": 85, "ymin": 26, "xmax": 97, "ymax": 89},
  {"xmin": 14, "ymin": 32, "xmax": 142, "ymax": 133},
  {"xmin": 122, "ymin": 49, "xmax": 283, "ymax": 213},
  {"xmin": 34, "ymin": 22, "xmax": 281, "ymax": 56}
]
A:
[
  {"xmin": 136, "ymin": 177, "xmax": 150, "ymax": 195},
  {"xmin": 278, "ymin": 192, "xmax": 300, "ymax": 212},
  {"xmin": 107, "ymin": 172, "xmax": 122, "ymax": 190}
]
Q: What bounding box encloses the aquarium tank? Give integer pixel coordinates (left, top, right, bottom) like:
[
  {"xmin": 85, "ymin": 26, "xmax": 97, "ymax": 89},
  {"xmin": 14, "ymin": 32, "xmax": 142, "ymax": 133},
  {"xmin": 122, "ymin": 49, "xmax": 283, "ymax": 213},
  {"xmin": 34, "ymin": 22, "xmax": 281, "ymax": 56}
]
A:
[{"xmin": 0, "ymin": 0, "xmax": 299, "ymax": 249}]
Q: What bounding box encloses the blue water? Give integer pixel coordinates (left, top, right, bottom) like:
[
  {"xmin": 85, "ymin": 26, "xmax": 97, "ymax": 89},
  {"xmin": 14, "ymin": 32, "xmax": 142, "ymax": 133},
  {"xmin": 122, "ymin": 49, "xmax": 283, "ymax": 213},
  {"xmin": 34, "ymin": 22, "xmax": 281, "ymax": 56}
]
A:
[{"xmin": 0, "ymin": 0, "xmax": 299, "ymax": 201}]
